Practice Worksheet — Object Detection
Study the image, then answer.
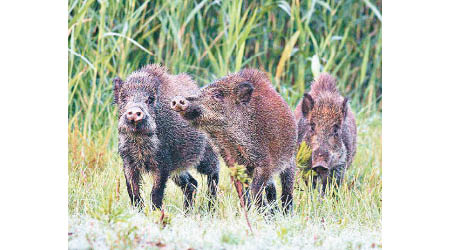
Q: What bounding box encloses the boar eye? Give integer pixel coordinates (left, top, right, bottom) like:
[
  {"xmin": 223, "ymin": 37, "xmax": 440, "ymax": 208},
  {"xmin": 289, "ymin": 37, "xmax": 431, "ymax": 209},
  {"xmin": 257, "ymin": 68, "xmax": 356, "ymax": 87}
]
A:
[
  {"xmin": 213, "ymin": 91, "xmax": 224, "ymax": 100},
  {"xmin": 310, "ymin": 122, "xmax": 315, "ymax": 132},
  {"xmin": 147, "ymin": 95, "xmax": 155, "ymax": 105},
  {"xmin": 120, "ymin": 92, "xmax": 127, "ymax": 101},
  {"xmin": 333, "ymin": 124, "xmax": 340, "ymax": 135}
]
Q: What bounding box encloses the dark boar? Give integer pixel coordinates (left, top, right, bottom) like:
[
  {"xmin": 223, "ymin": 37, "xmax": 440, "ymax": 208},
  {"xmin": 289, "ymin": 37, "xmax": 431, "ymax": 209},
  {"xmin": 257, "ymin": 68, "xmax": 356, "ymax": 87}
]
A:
[
  {"xmin": 171, "ymin": 69, "xmax": 298, "ymax": 212},
  {"xmin": 114, "ymin": 64, "xmax": 219, "ymax": 210},
  {"xmin": 294, "ymin": 73, "xmax": 357, "ymax": 193}
]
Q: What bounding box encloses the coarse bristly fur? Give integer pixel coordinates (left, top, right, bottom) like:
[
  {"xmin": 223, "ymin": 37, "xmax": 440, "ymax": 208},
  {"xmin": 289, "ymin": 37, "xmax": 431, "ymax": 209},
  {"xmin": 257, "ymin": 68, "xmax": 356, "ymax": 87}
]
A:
[
  {"xmin": 114, "ymin": 64, "xmax": 219, "ymax": 210},
  {"xmin": 171, "ymin": 68, "xmax": 298, "ymax": 213},
  {"xmin": 294, "ymin": 73, "xmax": 357, "ymax": 194}
]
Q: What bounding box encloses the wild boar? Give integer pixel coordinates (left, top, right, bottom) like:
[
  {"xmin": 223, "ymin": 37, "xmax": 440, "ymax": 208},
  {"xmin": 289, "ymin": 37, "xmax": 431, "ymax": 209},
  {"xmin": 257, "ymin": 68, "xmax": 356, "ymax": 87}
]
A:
[
  {"xmin": 171, "ymin": 69, "xmax": 298, "ymax": 212},
  {"xmin": 114, "ymin": 64, "xmax": 219, "ymax": 210},
  {"xmin": 294, "ymin": 73, "xmax": 357, "ymax": 193}
]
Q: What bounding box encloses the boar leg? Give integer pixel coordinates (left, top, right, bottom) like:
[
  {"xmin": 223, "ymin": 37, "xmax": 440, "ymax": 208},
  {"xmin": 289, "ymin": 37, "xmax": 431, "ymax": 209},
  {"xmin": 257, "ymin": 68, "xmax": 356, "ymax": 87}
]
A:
[
  {"xmin": 195, "ymin": 144, "xmax": 220, "ymax": 208},
  {"xmin": 280, "ymin": 162, "xmax": 295, "ymax": 213},
  {"xmin": 123, "ymin": 164, "xmax": 143, "ymax": 209},
  {"xmin": 241, "ymin": 185, "xmax": 251, "ymax": 209},
  {"xmin": 311, "ymin": 174, "xmax": 320, "ymax": 190},
  {"xmin": 172, "ymin": 172, "xmax": 198, "ymax": 210},
  {"xmin": 325, "ymin": 165, "xmax": 346, "ymax": 199},
  {"xmin": 319, "ymin": 172, "xmax": 331, "ymax": 196},
  {"xmin": 206, "ymin": 172, "xmax": 219, "ymax": 209},
  {"xmin": 242, "ymin": 167, "xmax": 253, "ymax": 209},
  {"xmin": 317, "ymin": 164, "xmax": 346, "ymax": 198},
  {"xmin": 151, "ymin": 170, "xmax": 169, "ymax": 210},
  {"xmin": 264, "ymin": 178, "xmax": 277, "ymax": 213},
  {"xmin": 331, "ymin": 164, "xmax": 346, "ymax": 188},
  {"xmin": 251, "ymin": 167, "xmax": 272, "ymax": 209}
]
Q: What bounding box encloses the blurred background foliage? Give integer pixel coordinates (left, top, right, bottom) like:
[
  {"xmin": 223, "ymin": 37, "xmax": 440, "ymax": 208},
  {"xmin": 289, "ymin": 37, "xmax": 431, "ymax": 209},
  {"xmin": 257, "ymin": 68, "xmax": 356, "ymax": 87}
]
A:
[{"xmin": 68, "ymin": 0, "xmax": 381, "ymax": 139}]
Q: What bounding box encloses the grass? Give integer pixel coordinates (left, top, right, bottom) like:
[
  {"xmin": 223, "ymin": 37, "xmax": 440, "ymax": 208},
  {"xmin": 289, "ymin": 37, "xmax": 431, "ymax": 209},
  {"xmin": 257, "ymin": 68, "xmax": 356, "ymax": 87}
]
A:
[
  {"xmin": 68, "ymin": 112, "xmax": 381, "ymax": 249},
  {"xmin": 68, "ymin": 0, "xmax": 381, "ymax": 248}
]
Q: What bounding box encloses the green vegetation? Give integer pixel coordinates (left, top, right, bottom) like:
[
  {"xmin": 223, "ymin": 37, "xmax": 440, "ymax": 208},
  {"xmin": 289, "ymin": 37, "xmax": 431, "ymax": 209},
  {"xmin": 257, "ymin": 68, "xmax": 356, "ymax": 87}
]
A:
[{"xmin": 68, "ymin": 0, "xmax": 381, "ymax": 248}]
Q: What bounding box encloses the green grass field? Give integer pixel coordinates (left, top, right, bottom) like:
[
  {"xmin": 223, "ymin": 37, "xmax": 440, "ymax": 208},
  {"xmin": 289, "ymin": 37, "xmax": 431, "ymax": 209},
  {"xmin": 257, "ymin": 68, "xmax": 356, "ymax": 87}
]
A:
[{"xmin": 68, "ymin": 0, "xmax": 381, "ymax": 248}]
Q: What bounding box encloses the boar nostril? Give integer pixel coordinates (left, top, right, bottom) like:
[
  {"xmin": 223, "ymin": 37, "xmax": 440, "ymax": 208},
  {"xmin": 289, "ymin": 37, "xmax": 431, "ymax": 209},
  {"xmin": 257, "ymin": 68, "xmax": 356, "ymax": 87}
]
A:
[
  {"xmin": 170, "ymin": 96, "xmax": 189, "ymax": 112},
  {"xmin": 128, "ymin": 111, "xmax": 133, "ymax": 115},
  {"xmin": 136, "ymin": 112, "xmax": 141, "ymax": 117}
]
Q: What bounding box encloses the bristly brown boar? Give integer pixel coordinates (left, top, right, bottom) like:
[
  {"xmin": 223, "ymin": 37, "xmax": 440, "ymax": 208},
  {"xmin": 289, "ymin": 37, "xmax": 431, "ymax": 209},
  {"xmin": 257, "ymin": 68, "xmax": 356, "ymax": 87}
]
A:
[
  {"xmin": 171, "ymin": 68, "xmax": 298, "ymax": 212},
  {"xmin": 114, "ymin": 64, "xmax": 219, "ymax": 210},
  {"xmin": 294, "ymin": 73, "xmax": 357, "ymax": 193}
]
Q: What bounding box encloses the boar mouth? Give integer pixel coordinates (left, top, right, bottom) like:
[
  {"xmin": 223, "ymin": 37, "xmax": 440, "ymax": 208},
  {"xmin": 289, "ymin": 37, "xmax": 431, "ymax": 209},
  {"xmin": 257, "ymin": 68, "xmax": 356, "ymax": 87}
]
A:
[
  {"xmin": 312, "ymin": 162, "xmax": 329, "ymax": 174},
  {"xmin": 119, "ymin": 119, "xmax": 154, "ymax": 136},
  {"xmin": 182, "ymin": 106, "xmax": 202, "ymax": 121}
]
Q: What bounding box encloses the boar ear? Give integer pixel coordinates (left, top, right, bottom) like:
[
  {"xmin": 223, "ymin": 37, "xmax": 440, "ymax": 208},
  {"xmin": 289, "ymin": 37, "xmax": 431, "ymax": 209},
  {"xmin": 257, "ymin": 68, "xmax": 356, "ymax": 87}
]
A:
[
  {"xmin": 342, "ymin": 97, "xmax": 349, "ymax": 118},
  {"xmin": 301, "ymin": 93, "xmax": 314, "ymax": 116},
  {"xmin": 113, "ymin": 77, "xmax": 124, "ymax": 104},
  {"xmin": 236, "ymin": 81, "xmax": 254, "ymax": 104}
]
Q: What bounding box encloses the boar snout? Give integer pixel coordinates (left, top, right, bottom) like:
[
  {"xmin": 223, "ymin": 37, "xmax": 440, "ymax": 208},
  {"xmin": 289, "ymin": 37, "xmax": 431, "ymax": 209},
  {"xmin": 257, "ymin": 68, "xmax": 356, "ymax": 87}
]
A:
[
  {"xmin": 312, "ymin": 149, "xmax": 330, "ymax": 171},
  {"xmin": 171, "ymin": 96, "xmax": 188, "ymax": 112},
  {"xmin": 126, "ymin": 106, "xmax": 145, "ymax": 123},
  {"xmin": 171, "ymin": 96, "xmax": 201, "ymax": 121}
]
